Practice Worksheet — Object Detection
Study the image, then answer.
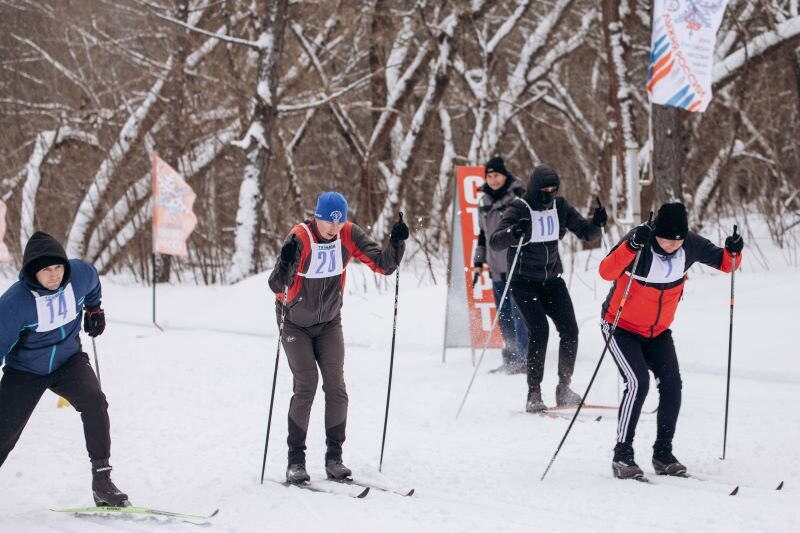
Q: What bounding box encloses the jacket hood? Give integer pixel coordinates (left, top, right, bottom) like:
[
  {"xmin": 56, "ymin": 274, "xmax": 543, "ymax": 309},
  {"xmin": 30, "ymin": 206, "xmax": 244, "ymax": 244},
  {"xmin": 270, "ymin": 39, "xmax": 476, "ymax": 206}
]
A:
[
  {"xmin": 525, "ymin": 164, "xmax": 561, "ymax": 208},
  {"xmin": 21, "ymin": 231, "xmax": 71, "ymax": 290}
]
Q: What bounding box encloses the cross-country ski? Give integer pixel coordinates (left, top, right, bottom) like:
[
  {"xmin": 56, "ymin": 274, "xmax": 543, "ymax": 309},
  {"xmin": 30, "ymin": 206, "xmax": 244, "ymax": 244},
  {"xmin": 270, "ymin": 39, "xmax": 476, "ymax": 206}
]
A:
[{"xmin": 51, "ymin": 505, "xmax": 219, "ymax": 525}]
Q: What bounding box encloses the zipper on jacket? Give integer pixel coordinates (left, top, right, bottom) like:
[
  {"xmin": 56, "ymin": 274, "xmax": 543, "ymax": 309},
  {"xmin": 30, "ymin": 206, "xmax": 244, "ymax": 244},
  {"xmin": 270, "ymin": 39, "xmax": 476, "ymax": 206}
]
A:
[
  {"xmin": 48, "ymin": 345, "xmax": 57, "ymax": 373},
  {"xmin": 318, "ymin": 277, "xmax": 326, "ymax": 323},
  {"xmin": 651, "ymin": 287, "xmax": 665, "ymax": 337},
  {"xmin": 544, "ymin": 243, "xmax": 549, "ymax": 281}
]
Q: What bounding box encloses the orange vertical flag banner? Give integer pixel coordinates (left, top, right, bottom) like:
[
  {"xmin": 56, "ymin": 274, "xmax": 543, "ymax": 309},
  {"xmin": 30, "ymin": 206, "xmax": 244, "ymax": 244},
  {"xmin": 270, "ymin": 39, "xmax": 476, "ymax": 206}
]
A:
[
  {"xmin": 455, "ymin": 166, "xmax": 503, "ymax": 349},
  {"xmin": 0, "ymin": 200, "xmax": 11, "ymax": 263},
  {"xmin": 151, "ymin": 153, "xmax": 198, "ymax": 256}
]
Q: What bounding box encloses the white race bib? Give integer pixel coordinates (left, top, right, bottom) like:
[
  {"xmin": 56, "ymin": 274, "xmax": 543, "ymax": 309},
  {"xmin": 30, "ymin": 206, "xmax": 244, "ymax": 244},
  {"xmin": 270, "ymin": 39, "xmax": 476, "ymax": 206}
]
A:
[
  {"xmin": 33, "ymin": 284, "xmax": 78, "ymax": 333},
  {"xmin": 298, "ymin": 224, "xmax": 344, "ymax": 279},
  {"xmin": 633, "ymin": 248, "xmax": 686, "ymax": 284},
  {"xmin": 517, "ymin": 199, "xmax": 559, "ymax": 244}
]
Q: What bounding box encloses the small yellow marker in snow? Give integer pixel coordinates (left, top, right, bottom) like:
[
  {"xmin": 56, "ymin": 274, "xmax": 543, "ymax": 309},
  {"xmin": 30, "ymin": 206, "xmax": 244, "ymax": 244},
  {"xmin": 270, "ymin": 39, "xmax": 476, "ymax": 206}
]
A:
[{"xmin": 56, "ymin": 396, "xmax": 71, "ymax": 408}]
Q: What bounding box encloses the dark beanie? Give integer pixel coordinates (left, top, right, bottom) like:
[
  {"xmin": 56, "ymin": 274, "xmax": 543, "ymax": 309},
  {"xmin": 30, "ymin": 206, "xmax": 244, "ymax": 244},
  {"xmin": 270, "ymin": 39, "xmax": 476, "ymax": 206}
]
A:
[
  {"xmin": 26, "ymin": 255, "xmax": 67, "ymax": 276},
  {"xmin": 655, "ymin": 203, "xmax": 689, "ymax": 240},
  {"xmin": 485, "ymin": 156, "xmax": 511, "ymax": 180}
]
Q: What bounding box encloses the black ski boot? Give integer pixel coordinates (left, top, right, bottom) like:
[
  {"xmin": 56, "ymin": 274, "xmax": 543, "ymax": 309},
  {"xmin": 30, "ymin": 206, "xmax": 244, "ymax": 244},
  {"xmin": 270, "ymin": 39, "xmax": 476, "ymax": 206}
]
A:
[
  {"xmin": 652, "ymin": 441, "xmax": 687, "ymax": 476},
  {"xmin": 91, "ymin": 459, "xmax": 130, "ymax": 507},
  {"xmin": 325, "ymin": 459, "xmax": 353, "ymax": 481},
  {"xmin": 525, "ymin": 388, "xmax": 547, "ymax": 413},
  {"xmin": 286, "ymin": 463, "xmax": 311, "ymax": 484},
  {"xmin": 612, "ymin": 443, "xmax": 644, "ymax": 480},
  {"xmin": 555, "ymin": 382, "xmax": 582, "ymax": 407}
]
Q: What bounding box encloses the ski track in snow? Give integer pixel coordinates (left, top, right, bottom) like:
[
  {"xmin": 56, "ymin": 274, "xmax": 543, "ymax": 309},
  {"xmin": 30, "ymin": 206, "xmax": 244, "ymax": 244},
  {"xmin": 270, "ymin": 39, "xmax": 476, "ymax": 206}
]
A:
[{"xmin": 1, "ymin": 222, "xmax": 798, "ymax": 533}]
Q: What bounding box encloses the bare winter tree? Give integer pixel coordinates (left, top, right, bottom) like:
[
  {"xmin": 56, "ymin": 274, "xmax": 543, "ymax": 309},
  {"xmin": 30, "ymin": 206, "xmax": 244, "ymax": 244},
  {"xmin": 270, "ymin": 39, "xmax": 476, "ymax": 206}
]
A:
[{"xmin": 1, "ymin": 0, "xmax": 798, "ymax": 284}]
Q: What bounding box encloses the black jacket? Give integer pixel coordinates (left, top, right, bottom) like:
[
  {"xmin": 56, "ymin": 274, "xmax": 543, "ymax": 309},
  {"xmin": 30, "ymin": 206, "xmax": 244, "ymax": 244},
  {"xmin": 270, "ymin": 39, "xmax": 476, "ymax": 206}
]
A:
[
  {"xmin": 489, "ymin": 197, "xmax": 600, "ymax": 282},
  {"xmin": 489, "ymin": 165, "xmax": 600, "ymax": 281}
]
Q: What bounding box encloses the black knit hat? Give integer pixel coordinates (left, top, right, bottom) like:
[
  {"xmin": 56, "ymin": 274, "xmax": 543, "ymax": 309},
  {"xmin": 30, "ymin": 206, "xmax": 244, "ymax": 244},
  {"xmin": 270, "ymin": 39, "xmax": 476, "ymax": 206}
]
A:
[
  {"xmin": 655, "ymin": 202, "xmax": 689, "ymax": 240},
  {"xmin": 485, "ymin": 156, "xmax": 512, "ymax": 180},
  {"xmin": 26, "ymin": 255, "xmax": 67, "ymax": 276}
]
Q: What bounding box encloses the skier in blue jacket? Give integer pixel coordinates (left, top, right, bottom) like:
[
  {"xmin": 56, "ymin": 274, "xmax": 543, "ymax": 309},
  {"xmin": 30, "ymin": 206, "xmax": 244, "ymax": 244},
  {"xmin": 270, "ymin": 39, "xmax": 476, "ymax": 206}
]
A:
[{"xmin": 0, "ymin": 231, "xmax": 129, "ymax": 506}]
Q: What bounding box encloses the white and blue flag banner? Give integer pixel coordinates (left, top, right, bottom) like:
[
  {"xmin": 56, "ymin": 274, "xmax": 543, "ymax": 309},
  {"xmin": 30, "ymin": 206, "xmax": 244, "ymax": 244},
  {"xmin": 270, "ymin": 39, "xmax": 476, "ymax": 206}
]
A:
[{"xmin": 648, "ymin": 0, "xmax": 730, "ymax": 112}]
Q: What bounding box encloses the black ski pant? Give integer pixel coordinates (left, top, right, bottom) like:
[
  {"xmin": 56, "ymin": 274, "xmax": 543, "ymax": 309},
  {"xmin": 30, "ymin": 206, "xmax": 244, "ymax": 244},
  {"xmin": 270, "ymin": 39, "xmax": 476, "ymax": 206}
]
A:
[
  {"xmin": 0, "ymin": 352, "xmax": 111, "ymax": 468},
  {"xmin": 280, "ymin": 315, "xmax": 348, "ymax": 466},
  {"xmin": 510, "ymin": 277, "xmax": 579, "ymax": 391},
  {"xmin": 601, "ymin": 323, "xmax": 682, "ymax": 450}
]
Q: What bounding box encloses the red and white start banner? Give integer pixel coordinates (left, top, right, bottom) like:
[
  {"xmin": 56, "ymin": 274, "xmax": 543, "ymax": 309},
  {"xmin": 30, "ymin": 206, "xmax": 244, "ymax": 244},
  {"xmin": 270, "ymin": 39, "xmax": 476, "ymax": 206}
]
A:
[{"xmin": 455, "ymin": 166, "xmax": 503, "ymax": 350}]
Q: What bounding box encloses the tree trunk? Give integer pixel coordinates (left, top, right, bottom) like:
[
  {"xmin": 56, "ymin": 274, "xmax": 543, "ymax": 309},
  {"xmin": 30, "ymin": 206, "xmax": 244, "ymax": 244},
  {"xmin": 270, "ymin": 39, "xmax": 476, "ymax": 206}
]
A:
[
  {"xmin": 647, "ymin": 103, "xmax": 684, "ymax": 211},
  {"xmin": 228, "ymin": 0, "xmax": 289, "ymax": 282}
]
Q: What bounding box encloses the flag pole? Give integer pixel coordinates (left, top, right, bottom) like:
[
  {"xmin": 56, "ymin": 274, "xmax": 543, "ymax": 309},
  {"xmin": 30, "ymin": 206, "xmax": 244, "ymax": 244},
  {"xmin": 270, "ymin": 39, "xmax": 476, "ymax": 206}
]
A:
[
  {"xmin": 152, "ymin": 253, "xmax": 162, "ymax": 331},
  {"xmin": 151, "ymin": 151, "xmax": 163, "ymax": 332}
]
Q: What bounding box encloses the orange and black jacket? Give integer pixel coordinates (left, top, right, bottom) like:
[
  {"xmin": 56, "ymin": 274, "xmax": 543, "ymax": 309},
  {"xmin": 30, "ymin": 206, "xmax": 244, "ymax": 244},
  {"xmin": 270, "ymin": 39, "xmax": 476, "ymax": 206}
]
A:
[
  {"xmin": 599, "ymin": 231, "xmax": 741, "ymax": 338},
  {"xmin": 268, "ymin": 218, "xmax": 404, "ymax": 328}
]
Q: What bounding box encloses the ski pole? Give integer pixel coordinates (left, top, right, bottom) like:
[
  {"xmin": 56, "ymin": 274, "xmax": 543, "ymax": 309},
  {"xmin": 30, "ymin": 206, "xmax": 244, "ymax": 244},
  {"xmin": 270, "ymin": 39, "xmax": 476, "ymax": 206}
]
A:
[
  {"xmin": 456, "ymin": 232, "xmax": 525, "ymax": 418},
  {"xmin": 260, "ymin": 283, "xmax": 289, "ymax": 484},
  {"xmin": 596, "ymin": 197, "xmax": 610, "ymax": 253},
  {"xmin": 379, "ymin": 214, "xmax": 403, "ymax": 471},
  {"xmin": 722, "ymin": 224, "xmax": 738, "ymax": 460},
  {"xmin": 541, "ymin": 212, "xmax": 652, "ymax": 481},
  {"xmin": 91, "ymin": 337, "xmax": 102, "ymax": 390}
]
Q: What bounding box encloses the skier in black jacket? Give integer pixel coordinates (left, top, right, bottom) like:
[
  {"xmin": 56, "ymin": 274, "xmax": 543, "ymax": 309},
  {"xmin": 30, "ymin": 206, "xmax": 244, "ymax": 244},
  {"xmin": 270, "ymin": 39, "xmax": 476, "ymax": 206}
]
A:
[{"xmin": 489, "ymin": 164, "xmax": 607, "ymax": 412}]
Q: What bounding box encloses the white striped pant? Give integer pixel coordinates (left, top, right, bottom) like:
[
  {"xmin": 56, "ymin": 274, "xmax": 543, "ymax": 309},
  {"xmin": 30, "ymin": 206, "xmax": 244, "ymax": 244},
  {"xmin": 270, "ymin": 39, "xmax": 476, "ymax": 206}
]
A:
[{"xmin": 601, "ymin": 323, "xmax": 682, "ymax": 447}]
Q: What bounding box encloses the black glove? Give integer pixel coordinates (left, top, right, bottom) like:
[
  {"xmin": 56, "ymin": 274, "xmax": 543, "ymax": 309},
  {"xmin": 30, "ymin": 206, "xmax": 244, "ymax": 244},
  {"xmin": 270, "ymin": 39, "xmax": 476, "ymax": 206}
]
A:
[
  {"xmin": 591, "ymin": 199, "xmax": 608, "ymax": 227},
  {"xmin": 279, "ymin": 235, "xmax": 299, "ymax": 268},
  {"xmin": 512, "ymin": 218, "xmax": 531, "ymax": 239},
  {"xmin": 390, "ymin": 213, "xmax": 409, "ymax": 241},
  {"xmin": 725, "ymin": 233, "xmax": 743, "ymax": 254},
  {"xmin": 628, "ymin": 222, "xmax": 654, "ymax": 251},
  {"xmin": 83, "ymin": 306, "xmax": 106, "ymax": 337},
  {"xmin": 471, "ymin": 264, "xmax": 483, "ymax": 288}
]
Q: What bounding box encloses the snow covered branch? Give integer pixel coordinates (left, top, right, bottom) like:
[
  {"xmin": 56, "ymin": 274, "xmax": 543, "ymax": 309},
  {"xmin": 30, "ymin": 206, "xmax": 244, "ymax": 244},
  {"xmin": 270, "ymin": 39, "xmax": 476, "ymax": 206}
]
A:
[{"xmin": 713, "ymin": 16, "xmax": 800, "ymax": 86}]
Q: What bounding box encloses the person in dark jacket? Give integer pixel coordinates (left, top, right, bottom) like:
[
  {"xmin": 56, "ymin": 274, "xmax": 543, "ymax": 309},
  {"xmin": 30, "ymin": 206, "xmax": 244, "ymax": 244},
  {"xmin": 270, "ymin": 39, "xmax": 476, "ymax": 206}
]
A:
[
  {"xmin": 473, "ymin": 157, "xmax": 528, "ymax": 374},
  {"xmin": 599, "ymin": 203, "xmax": 742, "ymax": 480},
  {"xmin": 0, "ymin": 231, "xmax": 129, "ymax": 506},
  {"xmin": 489, "ymin": 164, "xmax": 607, "ymax": 413},
  {"xmin": 269, "ymin": 191, "xmax": 407, "ymax": 485}
]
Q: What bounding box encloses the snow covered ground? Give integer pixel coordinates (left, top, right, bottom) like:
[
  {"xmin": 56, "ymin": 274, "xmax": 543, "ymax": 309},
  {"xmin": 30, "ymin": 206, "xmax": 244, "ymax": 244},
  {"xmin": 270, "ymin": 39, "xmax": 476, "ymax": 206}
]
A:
[{"xmin": 1, "ymin": 219, "xmax": 798, "ymax": 533}]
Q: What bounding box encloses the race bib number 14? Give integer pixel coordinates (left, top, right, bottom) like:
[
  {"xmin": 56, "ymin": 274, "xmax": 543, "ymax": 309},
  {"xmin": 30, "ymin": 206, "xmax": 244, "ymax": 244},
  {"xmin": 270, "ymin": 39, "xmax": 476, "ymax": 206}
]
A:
[{"xmin": 34, "ymin": 284, "xmax": 78, "ymax": 333}]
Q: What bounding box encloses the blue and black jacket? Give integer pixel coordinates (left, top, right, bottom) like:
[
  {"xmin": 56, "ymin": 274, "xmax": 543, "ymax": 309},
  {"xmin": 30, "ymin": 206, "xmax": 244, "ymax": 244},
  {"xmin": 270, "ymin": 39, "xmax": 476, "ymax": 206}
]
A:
[{"xmin": 0, "ymin": 231, "xmax": 101, "ymax": 375}]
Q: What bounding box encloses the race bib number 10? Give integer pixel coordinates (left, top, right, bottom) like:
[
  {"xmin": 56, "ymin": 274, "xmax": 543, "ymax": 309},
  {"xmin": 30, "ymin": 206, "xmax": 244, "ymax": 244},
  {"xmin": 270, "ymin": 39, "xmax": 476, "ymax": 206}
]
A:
[{"xmin": 528, "ymin": 206, "xmax": 560, "ymax": 243}]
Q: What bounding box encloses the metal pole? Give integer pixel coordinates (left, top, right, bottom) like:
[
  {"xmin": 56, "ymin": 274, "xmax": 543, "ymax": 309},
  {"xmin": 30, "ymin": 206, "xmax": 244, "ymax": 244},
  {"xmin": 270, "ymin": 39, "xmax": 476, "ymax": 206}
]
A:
[
  {"xmin": 379, "ymin": 264, "xmax": 401, "ymax": 472},
  {"xmin": 260, "ymin": 284, "xmax": 289, "ymax": 484},
  {"xmin": 442, "ymin": 175, "xmax": 460, "ymax": 364},
  {"xmin": 722, "ymin": 225, "xmax": 738, "ymax": 460},
  {"xmin": 152, "ymin": 253, "xmax": 163, "ymax": 331},
  {"xmin": 91, "ymin": 337, "xmax": 102, "ymax": 390}
]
